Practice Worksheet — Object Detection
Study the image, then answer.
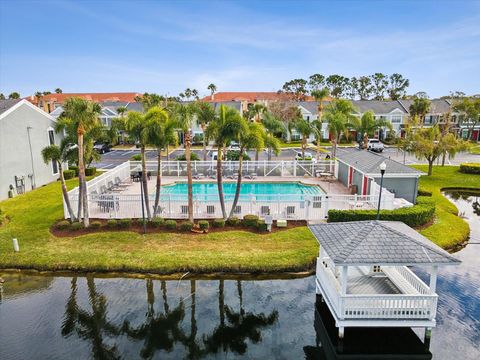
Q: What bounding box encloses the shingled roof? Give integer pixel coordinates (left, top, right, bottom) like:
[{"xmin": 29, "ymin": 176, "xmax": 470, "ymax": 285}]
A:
[
  {"xmin": 309, "ymin": 221, "xmax": 460, "ymax": 266},
  {"xmin": 336, "ymin": 149, "xmax": 424, "ymax": 176}
]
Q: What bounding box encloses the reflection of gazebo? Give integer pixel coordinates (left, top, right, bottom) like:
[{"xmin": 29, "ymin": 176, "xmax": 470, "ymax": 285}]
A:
[{"xmin": 309, "ymin": 221, "xmax": 460, "ymax": 339}]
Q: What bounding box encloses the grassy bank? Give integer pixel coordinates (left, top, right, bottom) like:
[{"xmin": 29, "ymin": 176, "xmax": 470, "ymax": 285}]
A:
[
  {"xmin": 0, "ymin": 179, "xmax": 318, "ymax": 274},
  {"xmin": 412, "ymin": 165, "xmax": 480, "ymax": 249}
]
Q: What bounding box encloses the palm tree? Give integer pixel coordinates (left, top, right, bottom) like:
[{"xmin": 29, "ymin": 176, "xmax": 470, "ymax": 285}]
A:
[
  {"xmin": 346, "ymin": 110, "xmax": 392, "ymax": 146},
  {"xmin": 229, "ymin": 121, "xmax": 264, "ymax": 218},
  {"xmin": 57, "ymin": 98, "xmax": 101, "ymax": 227},
  {"xmin": 41, "ymin": 140, "xmax": 77, "ymax": 221},
  {"xmin": 310, "ymin": 119, "xmax": 323, "ymax": 160},
  {"xmin": 125, "ymin": 111, "xmax": 153, "ymax": 219},
  {"xmin": 205, "ymin": 105, "xmax": 244, "ymax": 219},
  {"xmin": 323, "ymin": 99, "xmax": 357, "ymax": 159},
  {"xmin": 409, "ymin": 97, "xmax": 431, "ymax": 125},
  {"xmin": 145, "ymin": 107, "xmax": 177, "ymax": 216},
  {"xmin": 176, "ymin": 103, "xmax": 196, "ymax": 222},
  {"xmin": 311, "ymin": 88, "xmax": 330, "ymax": 122},
  {"xmin": 194, "ymin": 102, "xmax": 216, "ymax": 160},
  {"xmin": 207, "ymin": 83, "xmax": 217, "ymax": 97},
  {"xmin": 293, "ymin": 118, "xmax": 313, "ymax": 159},
  {"xmin": 260, "ymin": 112, "xmax": 283, "ymax": 161}
]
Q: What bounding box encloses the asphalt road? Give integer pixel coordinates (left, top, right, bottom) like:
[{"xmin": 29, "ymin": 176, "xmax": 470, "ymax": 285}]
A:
[{"xmin": 93, "ymin": 146, "xmax": 479, "ymax": 170}]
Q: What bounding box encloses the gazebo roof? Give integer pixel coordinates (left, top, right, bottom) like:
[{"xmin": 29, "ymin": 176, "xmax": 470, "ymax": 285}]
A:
[{"xmin": 309, "ymin": 221, "xmax": 460, "ymax": 266}]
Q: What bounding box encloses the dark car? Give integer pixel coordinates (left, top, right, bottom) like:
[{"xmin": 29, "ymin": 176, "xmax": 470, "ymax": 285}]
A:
[{"xmin": 93, "ymin": 143, "xmax": 111, "ymax": 154}]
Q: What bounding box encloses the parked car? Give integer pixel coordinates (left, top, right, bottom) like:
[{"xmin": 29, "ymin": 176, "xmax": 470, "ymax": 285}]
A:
[
  {"xmin": 294, "ymin": 151, "xmax": 316, "ymax": 162},
  {"xmin": 367, "ymin": 139, "xmax": 384, "ymax": 152},
  {"xmin": 93, "ymin": 143, "xmax": 111, "ymax": 154},
  {"xmin": 229, "ymin": 141, "xmax": 240, "ymax": 151}
]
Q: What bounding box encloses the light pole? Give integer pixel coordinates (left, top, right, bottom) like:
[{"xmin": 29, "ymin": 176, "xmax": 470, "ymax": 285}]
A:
[
  {"xmin": 376, "ymin": 161, "xmax": 387, "ymax": 220},
  {"xmin": 140, "ymin": 176, "xmax": 147, "ymax": 234}
]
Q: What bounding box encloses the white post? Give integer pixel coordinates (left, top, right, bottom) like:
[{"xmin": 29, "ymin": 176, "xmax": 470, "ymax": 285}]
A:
[
  {"xmin": 12, "ymin": 238, "xmax": 19, "ymax": 252},
  {"xmin": 341, "ymin": 266, "xmax": 348, "ymax": 295},
  {"xmin": 429, "ymin": 265, "xmax": 438, "ymax": 294}
]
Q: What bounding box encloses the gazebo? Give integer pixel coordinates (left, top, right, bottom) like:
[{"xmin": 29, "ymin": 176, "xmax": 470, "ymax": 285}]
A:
[{"xmin": 309, "ymin": 221, "xmax": 460, "ymax": 339}]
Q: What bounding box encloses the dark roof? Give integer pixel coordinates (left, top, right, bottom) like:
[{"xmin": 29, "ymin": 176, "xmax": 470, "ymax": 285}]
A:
[
  {"xmin": 398, "ymin": 99, "xmax": 452, "ymax": 115},
  {"xmin": 352, "ymin": 100, "xmax": 406, "ymax": 114},
  {"xmin": 0, "ymin": 99, "xmax": 22, "ymax": 115},
  {"xmin": 336, "ymin": 148, "xmax": 423, "ymax": 176},
  {"xmin": 309, "ymin": 221, "xmax": 460, "ymax": 266},
  {"xmin": 298, "ymin": 101, "xmax": 320, "ymax": 114}
]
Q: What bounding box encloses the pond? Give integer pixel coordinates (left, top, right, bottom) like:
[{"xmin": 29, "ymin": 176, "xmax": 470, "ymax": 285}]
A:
[{"xmin": 0, "ymin": 190, "xmax": 479, "ymax": 359}]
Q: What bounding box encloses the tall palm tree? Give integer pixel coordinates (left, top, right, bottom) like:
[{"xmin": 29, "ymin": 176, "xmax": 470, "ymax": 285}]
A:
[
  {"xmin": 409, "ymin": 97, "xmax": 431, "ymax": 125},
  {"xmin": 145, "ymin": 107, "xmax": 177, "ymax": 216},
  {"xmin": 260, "ymin": 112, "xmax": 283, "ymax": 161},
  {"xmin": 293, "ymin": 118, "xmax": 313, "ymax": 159},
  {"xmin": 57, "ymin": 98, "xmax": 102, "ymax": 227},
  {"xmin": 194, "ymin": 102, "xmax": 216, "ymax": 160},
  {"xmin": 311, "ymin": 87, "xmax": 330, "ymax": 122},
  {"xmin": 207, "ymin": 83, "xmax": 217, "ymax": 97},
  {"xmin": 41, "ymin": 140, "xmax": 77, "ymax": 221},
  {"xmin": 125, "ymin": 111, "xmax": 153, "ymax": 219},
  {"xmin": 346, "ymin": 110, "xmax": 392, "ymax": 145},
  {"xmin": 310, "ymin": 119, "xmax": 323, "ymax": 160},
  {"xmin": 176, "ymin": 103, "xmax": 196, "ymax": 222},
  {"xmin": 205, "ymin": 105, "xmax": 244, "ymax": 219},
  {"xmin": 323, "ymin": 99, "xmax": 357, "ymax": 159},
  {"xmin": 229, "ymin": 121, "xmax": 264, "ymax": 218}
]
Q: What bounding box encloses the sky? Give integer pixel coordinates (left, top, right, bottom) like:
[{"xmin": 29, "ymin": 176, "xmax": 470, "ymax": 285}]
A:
[{"xmin": 0, "ymin": 0, "xmax": 479, "ymax": 98}]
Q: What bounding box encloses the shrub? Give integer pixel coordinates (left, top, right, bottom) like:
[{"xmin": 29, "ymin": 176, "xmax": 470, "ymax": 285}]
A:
[
  {"xmin": 90, "ymin": 221, "xmax": 102, "ymax": 229},
  {"xmin": 107, "ymin": 219, "xmax": 118, "ymax": 228},
  {"xmin": 56, "ymin": 220, "xmax": 70, "ymax": 230},
  {"xmin": 165, "ymin": 220, "xmax": 177, "ymax": 230},
  {"xmin": 243, "ymin": 214, "xmax": 259, "ymax": 227},
  {"xmin": 70, "ymin": 222, "xmax": 83, "ymax": 231},
  {"xmin": 149, "ymin": 217, "xmax": 165, "ymax": 228},
  {"xmin": 226, "ymin": 150, "xmax": 251, "ymax": 161},
  {"xmin": 117, "ymin": 219, "xmax": 131, "ymax": 229},
  {"xmin": 226, "ymin": 216, "xmax": 240, "ymax": 226},
  {"xmin": 63, "ymin": 169, "xmax": 76, "ymax": 180},
  {"xmin": 418, "ymin": 188, "xmax": 432, "ymax": 197},
  {"xmin": 198, "ymin": 220, "xmax": 209, "ymax": 230},
  {"xmin": 213, "ymin": 218, "xmax": 225, "ymax": 228},
  {"xmin": 176, "ymin": 152, "xmax": 200, "ymax": 161},
  {"xmin": 327, "ymin": 196, "xmax": 435, "ymax": 228},
  {"xmin": 69, "ymin": 166, "xmax": 79, "ymax": 176},
  {"xmin": 257, "ymin": 219, "xmax": 268, "ymax": 232},
  {"xmin": 459, "ymin": 163, "xmax": 480, "ymax": 175},
  {"xmin": 85, "ymin": 167, "xmax": 96, "ymax": 176},
  {"xmin": 131, "ymin": 154, "xmax": 142, "ymax": 161},
  {"xmin": 179, "ymin": 221, "xmax": 194, "ymax": 232}
]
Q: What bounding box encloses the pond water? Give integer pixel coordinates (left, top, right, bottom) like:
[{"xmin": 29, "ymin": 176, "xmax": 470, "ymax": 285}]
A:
[{"xmin": 0, "ymin": 190, "xmax": 479, "ymax": 359}]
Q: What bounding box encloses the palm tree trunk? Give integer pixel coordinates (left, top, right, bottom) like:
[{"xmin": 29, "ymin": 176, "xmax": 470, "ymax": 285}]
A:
[
  {"xmin": 154, "ymin": 148, "xmax": 162, "ymax": 216},
  {"xmin": 185, "ymin": 132, "xmax": 194, "ymax": 222},
  {"xmin": 202, "ymin": 124, "xmax": 207, "ymax": 161},
  {"xmin": 441, "ymin": 151, "xmax": 446, "ymax": 166},
  {"xmin": 77, "ymin": 131, "xmax": 89, "ymax": 227},
  {"xmin": 229, "ymin": 151, "xmax": 244, "ymax": 218},
  {"xmin": 428, "ymin": 159, "xmax": 434, "ymax": 176},
  {"xmin": 166, "ymin": 144, "xmax": 170, "ymax": 161},
  {"xmin": 59, "ymin": 162, "xmax": 76, "ymax": 222},
  {"xmin": 141, "ymin": 145, "xmax": 151, "ymax": 219},
  {"xmin": 302, "ymin": 135, "xmax": 306, "ymax": 159},
  {"xmin": 216, "ymin": 146, "xmax": 227, "ymax": 219}
]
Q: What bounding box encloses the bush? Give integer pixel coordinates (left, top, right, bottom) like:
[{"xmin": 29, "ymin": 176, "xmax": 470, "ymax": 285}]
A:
[
  {"xmin": 117, "ymin": 219, "xmax": 131, "ymax": 229},
  {"xmin": 176, "ymin": 152, "xmax": 200, "ymax": 161},
  {"xmin": 179, "ymin": 221, "xmax": 194, "ymax": 232},
  {"xmin": 198, "ymin": 220, "xmax": 209, "ymax": 230},
  {"xmin": 243, "ymin": 214, "xmax": 259, "ymax": 227},
  {"xmin": 417, "ymin": 188, "xmax": 432, "ymax": 197},
  {"xmin": 85, "ymin": 167, "xmax": 96, "ymax": 176},
  {"xmin": 90, "ymin": 221, "xmax": 102, "ymax": 229},
  {"xmin": 165, "ymin": 220, "xmax": 177, "ymax": 230},
  {"xmin": 226, "ymin": 216, "xmax": 240, "ymax": 226},
  {"xmin": 63, "ymin": 169, "xmax": 76, "ymax": 180},
  {"xmin": 70, "ymin": 222, "xmax": 83, "ymax": 231},
  {"xmin": 257, "ymin": 219, "xmax": 268, "ymax": 232},
  {"xmin": 56, "ymin": 220, "xmax": 70, "ymax": 230},
  {"xmin": 213, "ymin": 218, "xmax": 225, "ymax": 228},
  {"xmin": 459, "ymin": 163, "xmax": 480, "ymax": 175},
  {"xmin": 131, "ymin": 154, "xmax": 142, "ymax": 161},
  {"xmin": 226, "ymin": 150, "xmax": 251, "ymax": 161},
  {"xmin": 107, "ymin": 219, "xmax": 118, "ymax": 228},
  {"xmin": 148, "ymin": 217, "xmax": 165, "ymax": 228},
  {"xmin": 69, "ymin": 166, "xmax": 79, "ymax": 176},
  {"xmin": 327, "ymin": 196, "xmax": 435, "ymax": 227}
]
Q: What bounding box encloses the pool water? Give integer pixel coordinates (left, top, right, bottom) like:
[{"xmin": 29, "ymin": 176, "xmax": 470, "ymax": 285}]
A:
[{"xmin": 161, "ymin": 182, "xmax": 323, "ymax": 196}]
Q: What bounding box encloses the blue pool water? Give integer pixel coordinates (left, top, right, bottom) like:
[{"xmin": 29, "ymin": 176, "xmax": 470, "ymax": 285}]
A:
[{"xmin": 161, "ymin": 182, "xmax": 323, "ymax": 196}]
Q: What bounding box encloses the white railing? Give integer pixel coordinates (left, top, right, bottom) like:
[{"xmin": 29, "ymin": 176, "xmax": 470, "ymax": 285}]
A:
[
  {"xmin": 369, "ymin": 181, "xmax": 395, "ymax": 210},
  {"xmin": 315, "ymin": 260, "xmax": 438, "ymax": 322},
  {"xmin": 382, "ymin": 266, "xmax": 431, "ymax": 295}
]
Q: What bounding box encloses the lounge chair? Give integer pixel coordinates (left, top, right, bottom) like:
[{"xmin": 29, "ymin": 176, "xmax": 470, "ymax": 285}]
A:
[
  {"xmin": 207, "ymin": 170, "xmax": 216, "ymax": 179},
  {"xmin": 193, "ymin": 171, "xmax": 205, "ymax": 180},
  {"xmin": 244, "ymin": 172, "xmax": 257, "ymax": 180}
]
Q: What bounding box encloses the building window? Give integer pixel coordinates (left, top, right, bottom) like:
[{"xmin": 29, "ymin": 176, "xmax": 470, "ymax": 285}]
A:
[
  {"xmin": 207, "ymin": 205, "xmax": 215, "ymax": 214},
  {"xmin": 391, "ymin": 115, "xmax": 402, "ymax": 123}
]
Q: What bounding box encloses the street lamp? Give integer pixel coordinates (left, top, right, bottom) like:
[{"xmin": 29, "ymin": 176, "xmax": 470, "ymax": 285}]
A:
[{"xmin": 376, "ymin": 161, "xmax": 387, "ymax": 220}]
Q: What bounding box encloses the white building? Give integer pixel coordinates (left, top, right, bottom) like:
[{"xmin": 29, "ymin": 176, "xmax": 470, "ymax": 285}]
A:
[{"xmin": 0, "ymin": 99, "xmax": 63, "ymax": 200}]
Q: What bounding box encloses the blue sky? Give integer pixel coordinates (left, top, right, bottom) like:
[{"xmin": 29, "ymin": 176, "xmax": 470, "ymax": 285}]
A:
[{"xmin": 1, "ymin": 0, "xmax": 479, "ymax": 98}]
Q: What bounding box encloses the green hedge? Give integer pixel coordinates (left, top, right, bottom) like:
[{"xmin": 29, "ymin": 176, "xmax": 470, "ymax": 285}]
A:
[
  {"xmin": 198, "ymin": 220, "xmax": 209, "ymax": 230},
  {"xmin": 213, "ymin": 218, "xmax": 225, "ymax": 228},
  {"xmin": 148, "ymin": 217, "xmax": 165, "ymax": 228},
  {"xmin": 85, "ymin": 167, "xmax": 97, "ymax": 176},
  {"xmin": 459, "ymin": 163, "xmax": 480, "ymax": 175},
  {"xmin": 63, "ymin": 170, "xmax": 76, "ymax": 180},
  {"xmin": 243, "ymin": 214, "xmax": 259, "ymax": 227},
  {"xmin": 70, "ymin": 222, "xmax": 83, "ymax": 231},
  {"xmin": 69, "ymin": 166, "xmax": 79, "ymax": 176},
  {"xmin": 226, "ymin": 216, "xmax": 240, "ymax": 226},
  {"xmin": 90, "ymin": 221, "xmax": 102, "ymax": 229},
  {"xmin": 417, "ymin": 189, "xmax": 432, "ymax": 197},
  {"xmin": 165, "ymin": 220, "xmax": 177, "ymax": 230},
  {"xmin": 328, "ymin": 196, "xmax": 435, "ymax": 227},
  {"xmin": 56, "ymin": 220, "xmax": 70, "ymax": 230},
  {"xmin": 179, "ymin": 221, "xmax": 194, "ymax": 231}
]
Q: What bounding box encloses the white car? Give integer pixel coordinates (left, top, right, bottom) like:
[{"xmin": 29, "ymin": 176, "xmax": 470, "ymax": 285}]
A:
[
  {"xmin": 229, "ymin": 142, "xmax": 240, "ymax": 151},
  {"xmin": 367, "ymin": 139, "xmax": 384, "ymax": 152},
  {"xmin": 295, "ymin": 151, "xmax": 316, "ymax": 162}
]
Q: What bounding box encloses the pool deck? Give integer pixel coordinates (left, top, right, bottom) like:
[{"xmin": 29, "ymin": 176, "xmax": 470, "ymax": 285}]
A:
[{"xmin": 120, "ymin": 176, "xmax": 350, "ymax": 196}]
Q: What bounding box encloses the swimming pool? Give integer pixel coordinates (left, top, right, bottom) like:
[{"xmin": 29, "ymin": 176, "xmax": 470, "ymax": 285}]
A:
[{"xmin": 161, "ymin": 182, "xmax": 323, "ymax": 198}]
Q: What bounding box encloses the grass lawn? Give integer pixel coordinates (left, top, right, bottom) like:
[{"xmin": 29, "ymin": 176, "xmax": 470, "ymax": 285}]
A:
[
  {"xmin": 469, "ymin": 144, "xmax": 480, "ymax": 155},
  {"xmin": 0, "ymin": 178, "xmax": 318, "ymax": 274},
  {"xmin": 411, "ymin": 165, "xmax": 480, "ymax": 249}
]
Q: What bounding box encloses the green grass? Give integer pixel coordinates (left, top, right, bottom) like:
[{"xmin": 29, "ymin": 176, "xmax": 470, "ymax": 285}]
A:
[
  {"xmin": 411, "ymin": 165, "xmax": 480, "ymax": 249},
  {"xmin": 469, "ymin": 144, "xmax": 480, "ymax": 155},
  {"xmin": 0, "ymin": 178, "xmax": 318, "ymax": 274}
]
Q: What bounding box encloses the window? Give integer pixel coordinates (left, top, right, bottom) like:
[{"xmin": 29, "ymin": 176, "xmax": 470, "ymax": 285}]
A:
[
  {"xmin": 313, "ymin": 196, "xmax": 322, "ymax": 208},
  {"xmin": 391, "ymin": 115, "xmax": 402, "ymax": 123},
  {"xmin": 181, "ymin": 205, "xmax": 189, "ymax": 214},
  {"xmin": 48, "ymin": 129, "xmax": 58, "ymax": 175},
  {"xmin": 286, "ymin": 206, "xmax": 295, "ymax": 215},
  {"xmin": 234, "ymin": 205, "xmax": 241, "ymax": 214},
  {"xmin": 207, "ymin": 205, "xmax": 215, "ymax": 214}
]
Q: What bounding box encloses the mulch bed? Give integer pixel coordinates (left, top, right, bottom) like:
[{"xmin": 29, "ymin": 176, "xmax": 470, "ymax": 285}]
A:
[{"xmin": 51, "ymin": 219, "xmax": 308, "ymax": 238}]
